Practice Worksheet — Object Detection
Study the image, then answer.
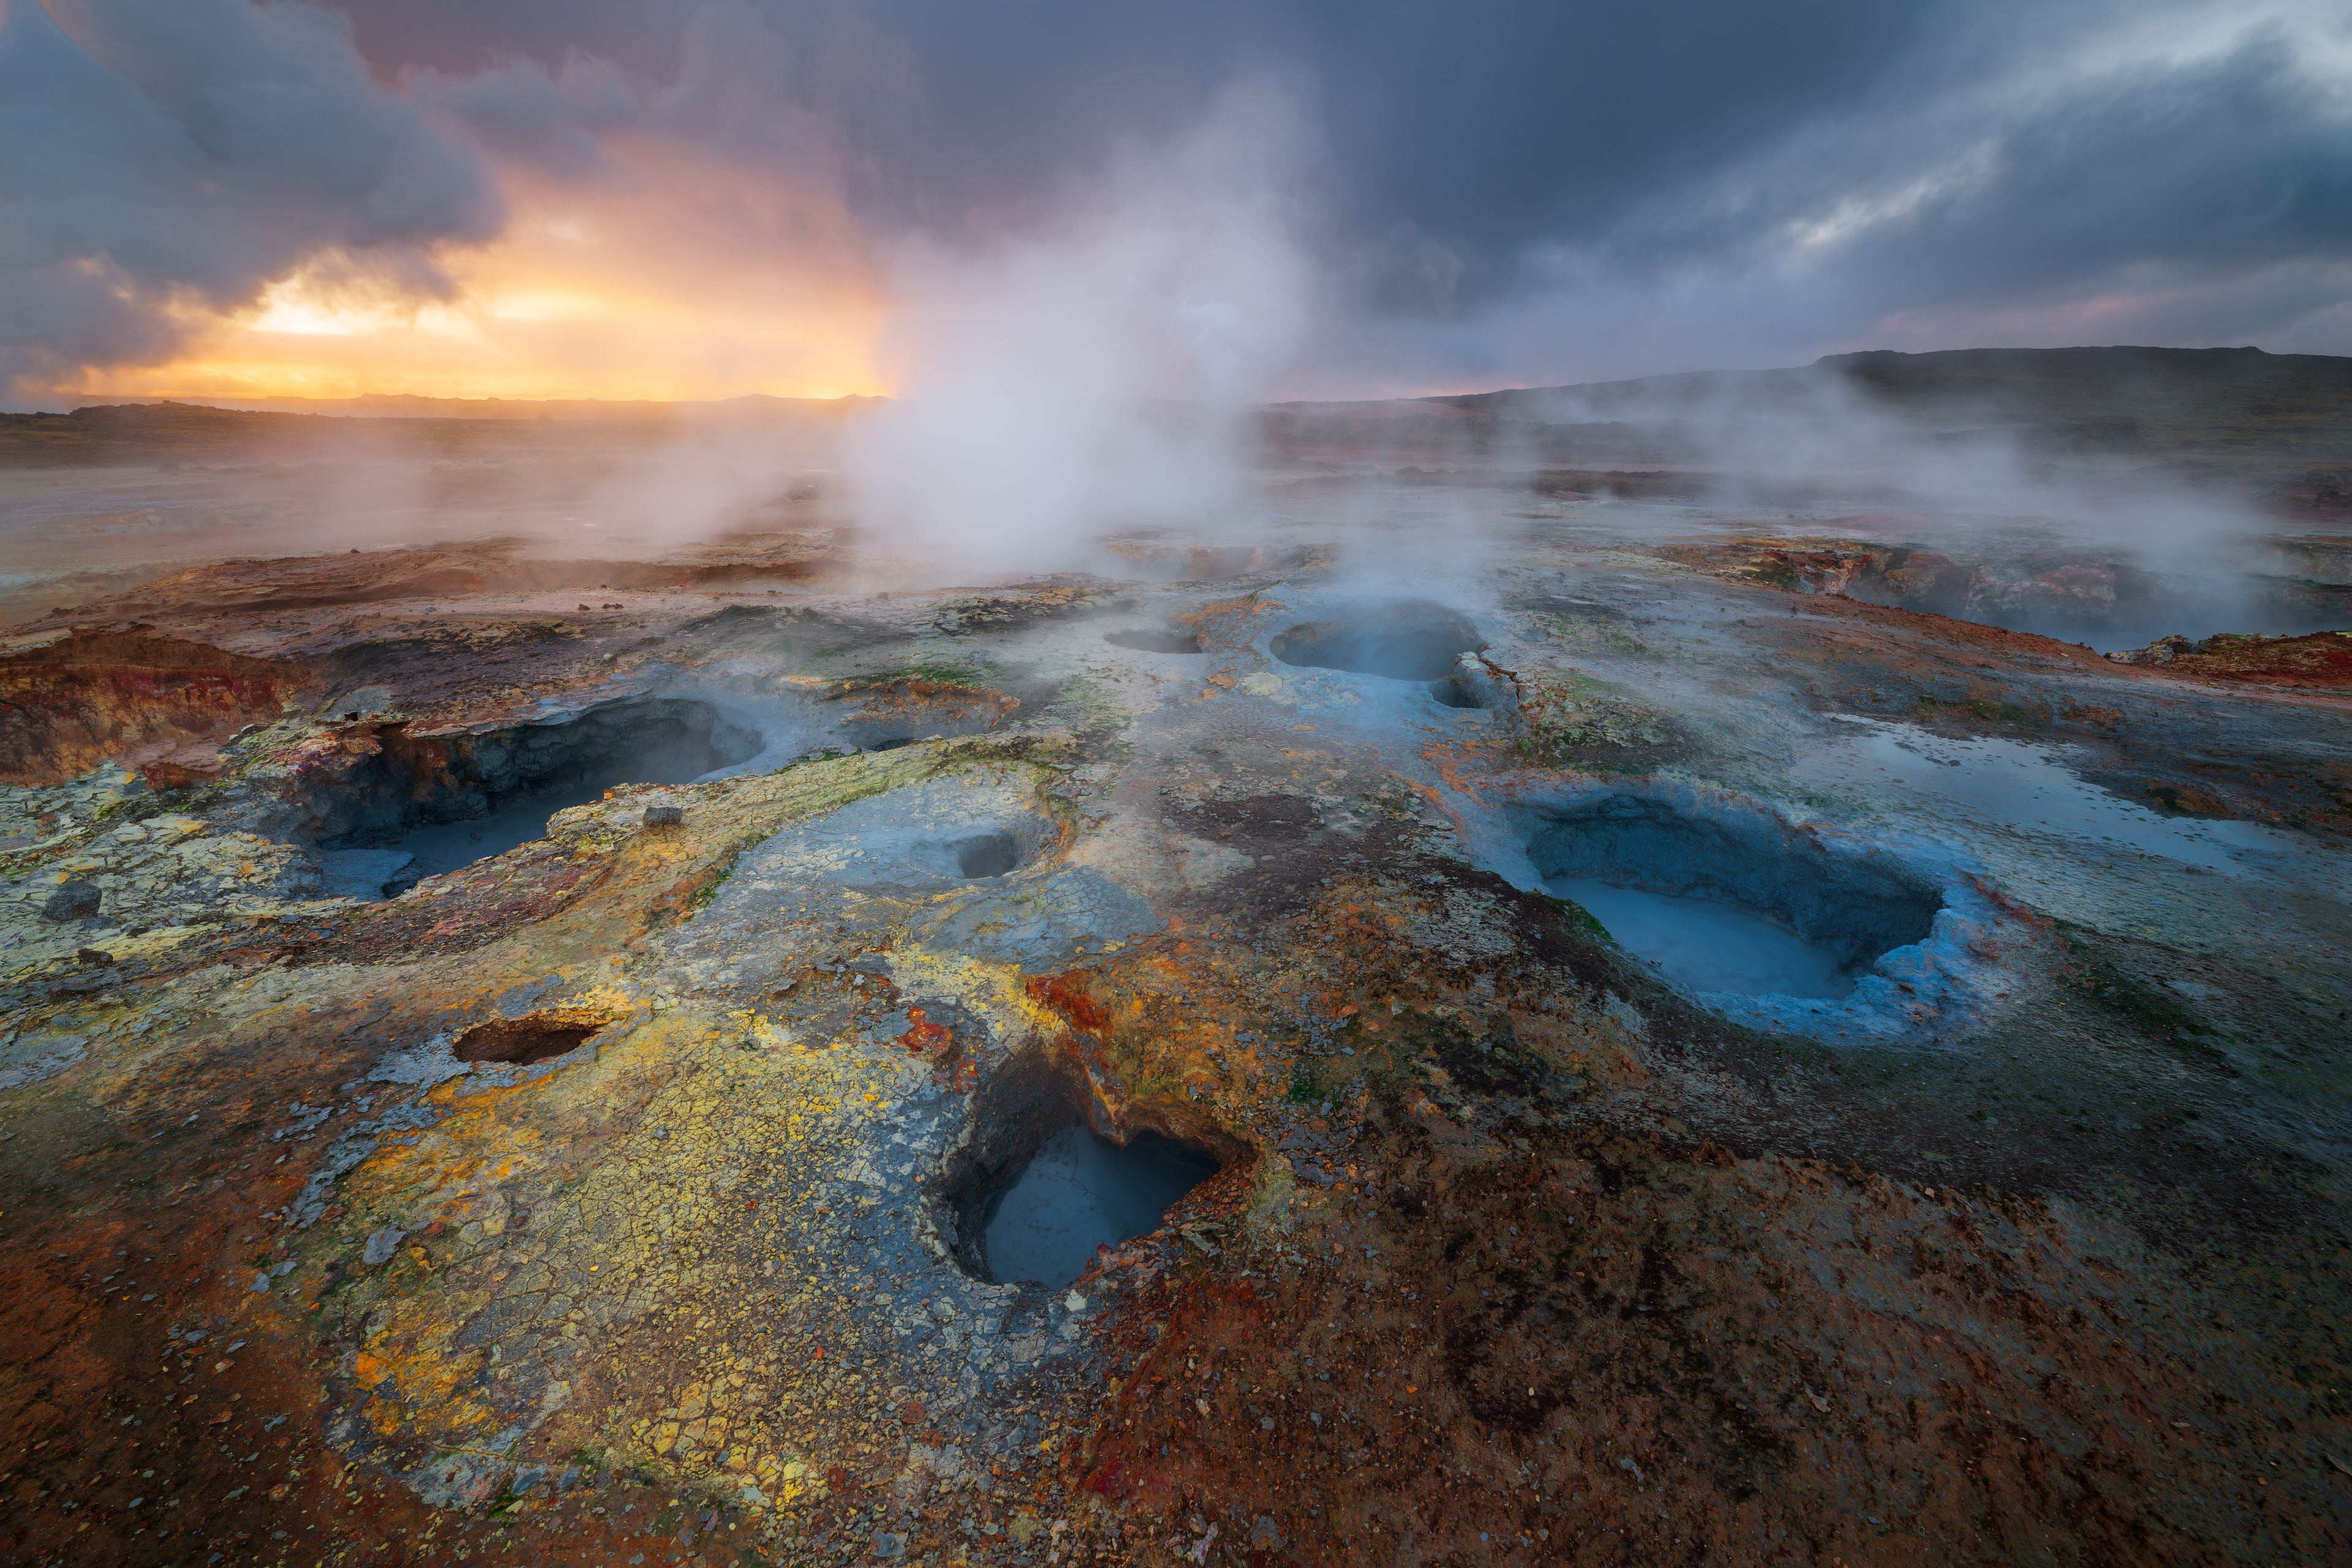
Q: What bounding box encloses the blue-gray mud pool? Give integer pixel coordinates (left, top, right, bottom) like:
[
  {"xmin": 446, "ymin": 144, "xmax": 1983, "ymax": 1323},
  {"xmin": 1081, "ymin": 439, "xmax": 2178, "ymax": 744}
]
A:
[
  {"xmin": 390, "ymin": 752, "xmax": 716, "ymax": 878},
  {"xmin": 1519, "ymin": 790, "xmax": 1944, "ymax": 1010},
  {"xmin": 326, "ymin": 697, "xmax": 764, "ymax": 886},
  {"xmin": 1544, "ymin": 874, "xmax": 1861, "ymax": 998},
  {"xmin": 981, "ymin": 1126, "xmax": 1218, "ymax": 1287}
]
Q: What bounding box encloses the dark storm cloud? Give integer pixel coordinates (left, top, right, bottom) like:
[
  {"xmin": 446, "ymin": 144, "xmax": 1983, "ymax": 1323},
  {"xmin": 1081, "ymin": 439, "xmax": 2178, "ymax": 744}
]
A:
[
  {"xmin": 339, "ymin": 0, "xmax": 1986, "ymax": 301},
  {"xmin": 1396, "ymin": 18, "xmax": 2352, "ymax": 385},
  {"xmin": 1831, "ymin": 32, "xmax": 2352, "ymax": 304},
  {"xmin": 336, "ymin": 0, "xmax": 2352, "ymax": 360},
  {"xmin": 6, "ymin": 0, "xmax": 2349, "ymax": 401},
  {"xmin": 0, "ymin": 0, "xmax": 501, "ymax": 392}
]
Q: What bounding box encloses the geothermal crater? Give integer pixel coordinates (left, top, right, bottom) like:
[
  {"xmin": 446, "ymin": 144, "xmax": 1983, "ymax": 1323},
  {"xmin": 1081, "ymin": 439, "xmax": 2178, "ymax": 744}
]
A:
[
  {"xmin": 313, "ymin": 696, "xmax": 760, "ymax": 884},
  {"xmin": 1269, "ymin": 600, "xmax": 1486, "ymax": 680},
  {"xmin": 1525, "ymin": 791, "xmax": 1943, "ymax": 998},
  {"xmin": 935, "ymin": 1051, "xmax": 1227, "ymax": 1289},
  {"xmin": 1104, "ymin": 626, "xmax": 1205, "ymax": 655}
]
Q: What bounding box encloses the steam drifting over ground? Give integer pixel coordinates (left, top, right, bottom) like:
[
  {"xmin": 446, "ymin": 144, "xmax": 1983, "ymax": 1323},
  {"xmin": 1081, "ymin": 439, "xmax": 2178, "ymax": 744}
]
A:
[{"xmin": 845, "ymin": 84, "xmax": 1318, "ymax": 578}]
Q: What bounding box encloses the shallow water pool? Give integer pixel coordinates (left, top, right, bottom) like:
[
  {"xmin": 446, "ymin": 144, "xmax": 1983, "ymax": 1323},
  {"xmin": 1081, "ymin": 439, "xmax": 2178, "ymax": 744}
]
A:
[
  {"xmin": 982, "ymin": 1125, "xmax": 1218, "ymax": 1287},
  {"xmin": 358, "ymin": 698, "xmax": 761, "ymax": 883},
  {"xmin": 1800, "ymin": 720, "xmax": 2301, "ymax": 876},
  {"xmin": 392, "ymin": 774, "xmax": 645, "ymax": 878},
  {"xmin": 1546, "ymin": 874, "xmax": 1861, "ymax": 998}
]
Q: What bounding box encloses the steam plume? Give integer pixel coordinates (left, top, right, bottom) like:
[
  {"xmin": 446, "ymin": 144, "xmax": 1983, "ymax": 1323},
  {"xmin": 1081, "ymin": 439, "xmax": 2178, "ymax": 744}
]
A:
[{"xmin": 845, "ymin": 83, "xmax": 1317, "ymax": 579}]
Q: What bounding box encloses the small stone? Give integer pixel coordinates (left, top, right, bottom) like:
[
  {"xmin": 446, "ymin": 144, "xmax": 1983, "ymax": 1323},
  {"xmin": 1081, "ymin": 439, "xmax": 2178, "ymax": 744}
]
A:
[
  {"xmin": 363, "ymin": 1227, "xmax": 405, "ymax": 1266},
  {"xmin": 42, "ymin": 881, "xmax": 100, "ymax": 922},
  {"xmin": 643, "ymin": 804, "xmax": 685, "ymax": 827}
]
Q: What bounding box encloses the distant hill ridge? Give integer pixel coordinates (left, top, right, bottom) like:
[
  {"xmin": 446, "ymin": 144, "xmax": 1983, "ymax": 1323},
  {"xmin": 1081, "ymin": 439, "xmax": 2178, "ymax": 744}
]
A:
[
  {"xmin": 1415, "ymin": 344, "xmax": 2352, "ymax": 418},
  {"xmin": 34, "ymin": 390, "xmax": 876, "ymax": 422},
  {"xmin": 7, "ymin": 347, "xmax": 2346, "ymax": 468},
  {"xmin": 1251, "ymin": 345, "xmax": 2352, "ymax": 486},
  {"xmin": 48, "ymin": 347, "xmax": 2352, "ymax": 426},
  {"xmin": 0, "ymin": 395, "xmax": 860, "ymax": 464}
]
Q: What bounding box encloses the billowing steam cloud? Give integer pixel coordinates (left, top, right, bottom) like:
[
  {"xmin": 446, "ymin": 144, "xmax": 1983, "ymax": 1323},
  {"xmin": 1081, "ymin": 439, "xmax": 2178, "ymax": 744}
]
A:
[{"xmin": 844, "ymin": 85, "xmax": 1317, "ymax": 578}]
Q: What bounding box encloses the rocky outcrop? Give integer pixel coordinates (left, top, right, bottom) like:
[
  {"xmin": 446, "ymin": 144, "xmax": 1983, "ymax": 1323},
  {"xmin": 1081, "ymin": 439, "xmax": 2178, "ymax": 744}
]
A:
[
  {"xmin": 0, "ymin": 631, "xmax": 311, "ymax": 785},
  {"xmin": 2107, "ymin": 628, "xmax": 2352, "ymax": 686}
]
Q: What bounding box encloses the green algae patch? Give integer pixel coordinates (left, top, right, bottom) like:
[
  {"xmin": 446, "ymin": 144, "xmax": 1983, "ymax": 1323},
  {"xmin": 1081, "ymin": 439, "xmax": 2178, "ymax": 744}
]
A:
[
  {"xmin": 1036, "ymin": 670, "xmax": 1128, "ymax": 738},
  {"xmin": 1507, "ymin": 666, "xmax": 1685, "ymax": 772},
  {"xmin": 1914, "ymin": 693, "xmax": 2048, "ymax": 729}
]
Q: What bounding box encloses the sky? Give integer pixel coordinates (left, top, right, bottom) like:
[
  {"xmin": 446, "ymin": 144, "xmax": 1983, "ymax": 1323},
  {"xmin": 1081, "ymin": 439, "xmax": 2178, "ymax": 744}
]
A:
[{"xmin": 2, "ymin": 0, "xmax": 2350, "ymax": 409}]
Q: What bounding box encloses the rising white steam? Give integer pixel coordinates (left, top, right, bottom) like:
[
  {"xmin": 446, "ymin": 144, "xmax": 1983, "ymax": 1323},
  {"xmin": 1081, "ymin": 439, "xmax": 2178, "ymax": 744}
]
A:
[{"xmin": 846, "ymin": 83, "xmax": 1317, "ymax": 579}]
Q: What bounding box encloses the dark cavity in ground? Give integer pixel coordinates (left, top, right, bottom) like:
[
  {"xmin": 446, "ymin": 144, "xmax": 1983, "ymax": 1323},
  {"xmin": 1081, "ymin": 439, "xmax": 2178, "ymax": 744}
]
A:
[
  {"xmin": 1427, "ymin": 674, "xmax": 1490, "ymax": 709},
  {"xmin": 955, "ymin": 832, "xmax": 1022, "ymax": 878},
  {"xmin": 1105, "ymin": 627, "xmax": 1204, "ymax": 654},
  {"xmin": 453, "ymin": 1016, "xmax": 603, "ymax": 1065},
  {"xmin": 322, "ymin": 697, "xmax": 760, "ymax": 888},
  {"xmin": 981, "ymin": 1126, "xmax": 1218, "ymax": 1287},
  {"xmin": 1270, "ymin": 601, "xmax": 1485, "ymax": 680}
]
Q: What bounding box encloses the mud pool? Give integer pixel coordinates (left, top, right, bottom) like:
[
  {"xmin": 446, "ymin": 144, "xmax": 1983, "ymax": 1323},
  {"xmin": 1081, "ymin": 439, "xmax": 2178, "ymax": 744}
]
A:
[
  {"xmin": 1543, "ymin": 875, "xmax": 1863, "ymax": 998},
  {"xmin": 387, "ymin": 783, "xmax": 622, "ymax": 878},
  {"xmin": 1521, "ymin": 791, "xmax": 1943, "ymax": 978},
  {"xmin": 978, "ymin": 1125, "xmax": 1219, "ymax": 1287},
  {"xmin": 1268, "ymin": 600, "xmax": 1485, "ymax": 680},
  {"xmin": 334, "ymin": 697, "xmax": 763, "ymax": 884}
]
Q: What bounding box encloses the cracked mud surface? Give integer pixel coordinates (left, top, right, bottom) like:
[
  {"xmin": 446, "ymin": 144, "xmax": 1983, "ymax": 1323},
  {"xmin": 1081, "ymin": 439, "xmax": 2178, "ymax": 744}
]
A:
[{"xmin": 2, "ymin": 449, "xmax": 2350, "ymax": 1567}]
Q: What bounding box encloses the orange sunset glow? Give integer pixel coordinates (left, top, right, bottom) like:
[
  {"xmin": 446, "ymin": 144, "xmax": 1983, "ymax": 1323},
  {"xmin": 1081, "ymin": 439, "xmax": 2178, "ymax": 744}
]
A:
[{"xmin": 51, "ymin": 135, "xmax": 892, "ymax": 405}]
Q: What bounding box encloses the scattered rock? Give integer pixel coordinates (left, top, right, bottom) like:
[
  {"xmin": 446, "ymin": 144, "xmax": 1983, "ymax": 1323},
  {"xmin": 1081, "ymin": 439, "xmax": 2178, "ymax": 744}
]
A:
[{"xmin": 40, "ymin": 880, "xmax": 100, "ymax": 921}]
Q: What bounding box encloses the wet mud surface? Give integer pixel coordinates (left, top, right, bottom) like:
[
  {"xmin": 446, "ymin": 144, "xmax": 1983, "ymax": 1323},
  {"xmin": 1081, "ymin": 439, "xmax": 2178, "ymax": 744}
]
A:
[{"xmin": 1, "ymin": 453, "xmax": 2349, "ymax": 1567}]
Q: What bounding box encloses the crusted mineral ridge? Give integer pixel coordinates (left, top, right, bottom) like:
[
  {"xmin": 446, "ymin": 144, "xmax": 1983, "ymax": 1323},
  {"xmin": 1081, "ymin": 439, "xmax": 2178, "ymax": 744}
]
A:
[{"xmin": 0, "ymin": 503, "xmax": 2347, "ymax": 1567}]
